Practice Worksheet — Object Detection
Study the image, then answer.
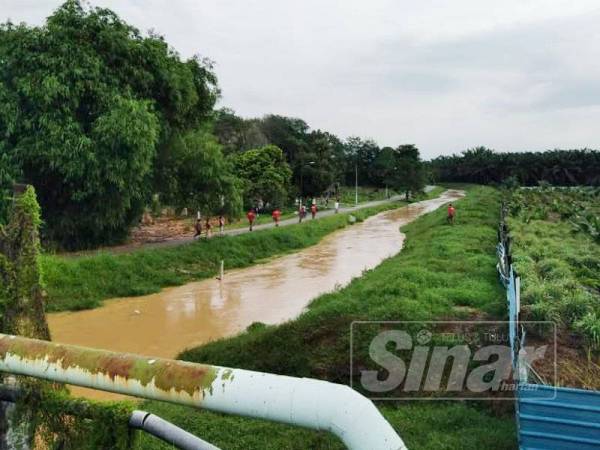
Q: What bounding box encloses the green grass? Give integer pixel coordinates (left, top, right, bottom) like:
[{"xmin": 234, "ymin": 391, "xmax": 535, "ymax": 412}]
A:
[
  {"xmin": 136, "ymin": 401, "xmax": 514, "ymax": 450},
  {"xmin": 135, "ymin": 185, "xmax": 516, "ymax": 450},
  {"xmin": 42, "ymin": 201, "xmax": 405, "ymax": 312},
  {"xmin": 338, "ymin": 185, "xmax": 398, "ymax": 205}
]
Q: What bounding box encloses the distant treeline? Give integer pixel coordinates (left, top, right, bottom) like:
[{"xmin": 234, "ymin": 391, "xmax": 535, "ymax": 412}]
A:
[{"xmin": 430, "ymin": 147, "xmax": 600, "ymax": 186}]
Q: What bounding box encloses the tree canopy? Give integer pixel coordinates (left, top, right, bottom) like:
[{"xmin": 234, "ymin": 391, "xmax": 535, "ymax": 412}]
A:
[
  {"xmin": 230, "ymin": 145, "xmax": 292, "ymax": 209},
  {"xmin": 0, "ymin": 0, "xmax": 226, "ymax": 248},
  {"xmin": 430, "ymin": 147, "xmax": 600, "ymax": 186}
]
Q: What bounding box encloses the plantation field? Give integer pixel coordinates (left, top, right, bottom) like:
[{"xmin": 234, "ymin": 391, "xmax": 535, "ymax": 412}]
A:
[
  {"xmin": 136, "ymin": 186, "xmax": 516, "ymax": 450},
  {"xmin": 507, "ymin": 187, "xmax": 600, "ymax": 388}
]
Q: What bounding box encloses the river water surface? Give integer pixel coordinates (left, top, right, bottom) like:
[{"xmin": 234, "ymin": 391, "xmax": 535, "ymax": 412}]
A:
[{"xmin": 48, "ymin": 190, "xmax": 462, "ymax": 398}]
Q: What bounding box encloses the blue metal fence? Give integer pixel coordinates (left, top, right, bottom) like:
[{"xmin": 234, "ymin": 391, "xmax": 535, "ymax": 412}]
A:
[{"xmin": 497, "ymin": 208, "xmax": 600, "ymax": 449}]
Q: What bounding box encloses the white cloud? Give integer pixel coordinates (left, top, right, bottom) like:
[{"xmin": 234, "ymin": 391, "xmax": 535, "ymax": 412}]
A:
[{"xmin": 2, "ymin": 0, "xmax": 600, "ymax": 158}]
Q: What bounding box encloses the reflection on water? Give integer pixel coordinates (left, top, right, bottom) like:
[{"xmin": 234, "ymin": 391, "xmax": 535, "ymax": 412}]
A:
[{"xmin": 48, "ymin": 191, "xmax": 463, "ymax": 399}]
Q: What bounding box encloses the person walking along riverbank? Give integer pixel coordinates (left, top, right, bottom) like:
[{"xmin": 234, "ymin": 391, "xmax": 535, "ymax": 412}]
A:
[
  {"xmin": 194, "ymin": 219, "xmax": 202, "ymax": 239},
  {"xmin": 247, "ymin": 209, "xmax": 256, "ymax": 231},
  {"xmin": 219, "ymin": 215, "xmax": 225, "ymax": 234},
  {"xmin": 447, "ymin": 203, "xmax": 456, "ymax": 225},
  {"xmin": 272, "ymin": 208, "xmax": 281, "ymax": 227}
]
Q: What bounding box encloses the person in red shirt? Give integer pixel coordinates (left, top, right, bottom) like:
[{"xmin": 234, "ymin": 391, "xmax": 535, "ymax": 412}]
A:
[
  {"xmin": 447, "ymin": 203, "xmax": 456, "ymax": 224},
  {"xmin": 218, "ymin": 215, "xmax": 225, "ymax": 234},
  {"xmin": 272, "ymin": 208, "xmax": 281, "ymax": 227},
  {"xmin": 310, "ymin": 203, "xmax": 318, "ymax": 219},
  {"xmin": 247, "ymin": 209, "xmax": 256, "ymax": 231}
]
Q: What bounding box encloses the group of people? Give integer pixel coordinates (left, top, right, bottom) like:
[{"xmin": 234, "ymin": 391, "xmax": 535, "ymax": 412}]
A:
[
  {"xmin": 194, "ymin": 215, "xmax": 226, "ymax": 239},
  {"xmin": 194, "ymin": 200, "xmax": 457, "ymax": 239}
]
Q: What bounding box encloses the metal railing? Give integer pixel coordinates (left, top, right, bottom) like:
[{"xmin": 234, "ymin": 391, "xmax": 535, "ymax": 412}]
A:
[{"xmin": 0, "ymin": 333, "xmax": 406, "ymax": 450}]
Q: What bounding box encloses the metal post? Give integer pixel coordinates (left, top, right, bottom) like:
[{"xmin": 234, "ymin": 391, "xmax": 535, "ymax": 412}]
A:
[
  {"xmin": 355, "ymin": 162, "xmax": 358, "ymax": 206},
  {"xmin": 130, "ymin": 410, "xmax": 221, "ymax": 450}
]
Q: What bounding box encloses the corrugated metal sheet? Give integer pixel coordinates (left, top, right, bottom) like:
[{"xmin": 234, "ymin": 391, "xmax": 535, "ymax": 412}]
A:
[{"xmin": 518, "ymin": 384, "xmax": 600, "ymax": 449}]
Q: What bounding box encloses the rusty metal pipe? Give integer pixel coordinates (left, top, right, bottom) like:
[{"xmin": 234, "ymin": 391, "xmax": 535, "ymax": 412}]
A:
[{"xmin": 0, "ymin": 334, "xmax": 406, "ymax": 450}]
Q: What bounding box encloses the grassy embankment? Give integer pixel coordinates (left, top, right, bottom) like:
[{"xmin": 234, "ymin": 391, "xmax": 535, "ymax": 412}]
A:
[
  {"xmin": 135, "ymin": 186, "xmax": 516, "ymax": 450},
  {"xmin": 338, "ymin": 185, "xmax": 399, "ymax": 204},
  {"xmin": 507, "ymin": 187, "xmax": 600, "ymax": 387},
  {"xmin": 42, "ymin": 191, "xmax": 446, "ymax": 312}
]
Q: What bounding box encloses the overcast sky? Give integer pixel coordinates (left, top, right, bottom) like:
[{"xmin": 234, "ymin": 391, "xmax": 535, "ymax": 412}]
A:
[{"xmin": 3, "ymin": 0, "xmax": 600, "ymax": 159}]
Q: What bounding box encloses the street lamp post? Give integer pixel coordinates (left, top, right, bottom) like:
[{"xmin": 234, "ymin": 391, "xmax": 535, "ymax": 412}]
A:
[
  {"xmin": 355, "ymin": 162, "xmax": 358, "ymax": 206},
  {"xmin": 300, "ymin": 160, "xmax": 315, "ymax": 204}
]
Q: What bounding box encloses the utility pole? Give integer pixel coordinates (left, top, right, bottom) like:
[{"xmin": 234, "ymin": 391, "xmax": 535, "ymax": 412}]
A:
[{"xmin": 355, "ymin": 162, "xmax": 358, "ymax": 206}]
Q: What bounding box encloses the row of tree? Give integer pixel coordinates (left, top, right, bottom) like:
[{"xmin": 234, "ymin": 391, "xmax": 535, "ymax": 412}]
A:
[
  {"xmin": 213, "ymin": 110, "xmax": 427, "ymax": 201},
  {"xmin": 429, "ymin": 147, "xmax": 600, "ymax": 186},
  {"xmin": 0, "ymin": 1, "xmax": 426, "ymax": 250}
]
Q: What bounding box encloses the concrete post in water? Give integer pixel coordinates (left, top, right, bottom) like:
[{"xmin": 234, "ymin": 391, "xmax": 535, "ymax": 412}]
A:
[{"xmin": 0, "ymin": 334, "xmax": 407, "ymax": 450}]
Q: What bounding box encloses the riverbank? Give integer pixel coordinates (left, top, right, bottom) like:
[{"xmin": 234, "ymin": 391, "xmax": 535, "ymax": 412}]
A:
[
  {"xmin": 136, "ymin": 185, "xmax": 516, "ymax": 450},
  {"xmin": 42, "ymin": 188, "xmax": 443, "ymax": 313},
  {"xmin": 49, "ymin": 191, "xmax": 460, "ymax": 368}
]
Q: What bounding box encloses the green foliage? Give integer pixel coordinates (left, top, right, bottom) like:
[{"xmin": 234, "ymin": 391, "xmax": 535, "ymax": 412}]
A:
[
  {"xmin": 157, "ymin": 128, "xmax": 242, "ymax": 218},
  {"xmin": 138, "ymin": 400, "xmax": 514, "ymax": 450},
  {"xmin": 575, "ymin": 312, "xmax": 600, "ymax": 360},
  {"xmin": 214, "ymin": 110, "xmax": 430, "ymax": 199},
  {"xmin": 431, "ymin": 147, "xmax": 600, "ymax": 185},
  {"xmin": 0, "ymin": 153, "xmax": 17, "ymax": 225},
  {"xmin": 509, "ymin": 186, "xmax": 600, "ymax": 241},
  {"xmin": 0, "ymin": 0, "xmax": 219, "ymax": 249},
  {"xmin": 508, "ymin": 189, "xmax": 600, "ymax": 358},
  {"xmin": 230, "ymin": 145, "xmax": 292, "ymax": 208},
  {"xmin": 343, "ymin": 136, "xmax": 380, "ymax": 186},
  {"xmin": 28, "ymin": 389, "xmax": 136, "ymax": 450},
  {"xmin": 390, "ymin": 145, "xmax": 427, "ymax": 199}
]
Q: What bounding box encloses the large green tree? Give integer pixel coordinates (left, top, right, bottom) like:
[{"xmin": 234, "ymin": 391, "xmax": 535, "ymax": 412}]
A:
[
  {"xmin": 372, "ymin": 146, "xmax": 396, "ymax": 189},
  {"xmin": 231, "ymin": 145, "xmax": 292, "ymax": 208},
  {"xmin": 391, "ymin": 145, "xmax": 426, "ymax": 200},
  {"xmin": 343, "ymin": 137, "xmax": 380, "ymax": 186},
  {"xmin": 0, "ymin": 1, "xmax": 220, "ymax": 248},
  {"xmin": 160, "ymin": 129, "xmax": 242, "ymax": 218}
]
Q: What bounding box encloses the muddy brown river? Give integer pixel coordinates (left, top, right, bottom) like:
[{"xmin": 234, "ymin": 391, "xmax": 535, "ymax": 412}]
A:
[{"xmin": 48, "ymin": 190, "xmax": 463, "ymax": 399}]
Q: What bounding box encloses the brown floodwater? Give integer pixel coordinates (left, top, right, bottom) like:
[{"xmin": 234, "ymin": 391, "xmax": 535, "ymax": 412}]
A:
[{"xmin": 48, "ymin": 190, "xmax": 463, "ymax": 400}]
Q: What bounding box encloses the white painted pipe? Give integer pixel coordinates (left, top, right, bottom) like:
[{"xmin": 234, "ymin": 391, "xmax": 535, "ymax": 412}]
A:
[
  {"xmin": 202, "ymin": 369, "xmax": 406, "ymax": 450},
  {"xmin": 130, "ymin": 410, "xmax": 221, "ymax": 450},
  {"xmin": 0, "ymin": 334, "xmax": 406, "ymax": 450}
]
